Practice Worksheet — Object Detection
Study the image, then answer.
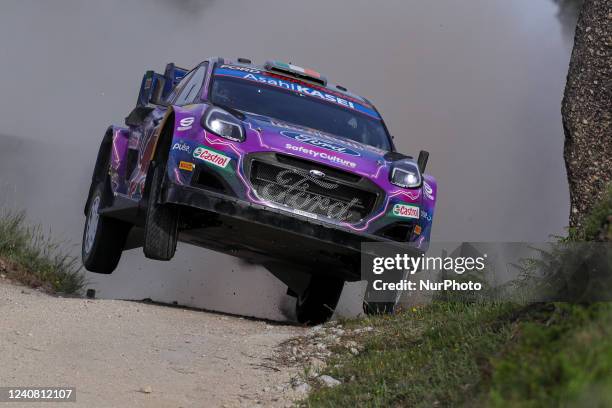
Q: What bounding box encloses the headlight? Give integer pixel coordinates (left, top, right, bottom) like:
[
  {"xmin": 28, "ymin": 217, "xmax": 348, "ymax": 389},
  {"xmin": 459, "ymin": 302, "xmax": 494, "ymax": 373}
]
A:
[
  {"xmin": 202, "ymin": 107, "xmax": 245, "ymax": 142},
  {"xmin": 390, "ymin": 162, "xmax": 421, "ymax": 188}
]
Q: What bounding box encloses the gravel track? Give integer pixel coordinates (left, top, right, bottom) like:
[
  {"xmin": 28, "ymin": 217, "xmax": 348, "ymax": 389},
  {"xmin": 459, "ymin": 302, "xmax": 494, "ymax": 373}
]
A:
[{"xmin": 0, "ymin": 281, "xmax": 307, "ymax": 408}]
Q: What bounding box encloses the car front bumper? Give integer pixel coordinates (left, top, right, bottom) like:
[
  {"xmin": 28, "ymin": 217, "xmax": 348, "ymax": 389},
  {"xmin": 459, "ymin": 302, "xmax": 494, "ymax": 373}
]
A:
[{"xmin": 162, "ymin": 182, "xmax": 422, "ymax": 280}]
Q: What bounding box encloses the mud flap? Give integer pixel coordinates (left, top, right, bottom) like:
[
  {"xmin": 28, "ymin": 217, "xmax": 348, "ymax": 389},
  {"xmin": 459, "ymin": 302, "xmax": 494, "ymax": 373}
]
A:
[{"xmin": 331, "ymin": 280, "xmax": 368, "ymax": 319}]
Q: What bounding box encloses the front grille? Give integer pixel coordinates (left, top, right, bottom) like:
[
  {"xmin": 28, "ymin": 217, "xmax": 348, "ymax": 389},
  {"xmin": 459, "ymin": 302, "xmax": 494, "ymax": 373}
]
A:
[
  {"xmin": 275, "ymin": 155, "xmax": 362, "ymax": 183},
  {"xmin": 249, "ymin": 156, "xmax": 380, "ymax": 223}
]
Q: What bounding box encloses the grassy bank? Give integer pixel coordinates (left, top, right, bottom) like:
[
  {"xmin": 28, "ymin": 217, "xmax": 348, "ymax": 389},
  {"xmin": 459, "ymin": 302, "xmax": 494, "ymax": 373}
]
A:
[
  {"xmin": 0, "ymin": 211, "xmax": 84, "ymax": 294},
  {"xmin": 301, "ymin": 187, "xmax": 612, "ymax": 407},
  {"xmin": 303, "ymin": 302, "xmax": 612, "ymax": 407}
]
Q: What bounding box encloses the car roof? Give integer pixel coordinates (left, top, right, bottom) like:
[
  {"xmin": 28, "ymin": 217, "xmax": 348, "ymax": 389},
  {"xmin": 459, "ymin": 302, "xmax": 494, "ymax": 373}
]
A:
[{"xmin": 211, "ymin": 57, "xmax": 375, "ymax": 108}]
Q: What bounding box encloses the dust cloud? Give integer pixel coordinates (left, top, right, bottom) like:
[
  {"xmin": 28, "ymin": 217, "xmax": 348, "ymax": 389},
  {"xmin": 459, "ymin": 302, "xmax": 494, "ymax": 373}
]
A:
[{"xmin": 0, "ymin": 0, "xmax": 574, "ymax": 320}]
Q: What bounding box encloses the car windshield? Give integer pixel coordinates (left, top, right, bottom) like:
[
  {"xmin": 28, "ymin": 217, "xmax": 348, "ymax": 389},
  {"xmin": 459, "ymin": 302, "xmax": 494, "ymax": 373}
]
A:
[{"xmin": 210, "ymin": 76, "xmax": 392, "ymax": 150}]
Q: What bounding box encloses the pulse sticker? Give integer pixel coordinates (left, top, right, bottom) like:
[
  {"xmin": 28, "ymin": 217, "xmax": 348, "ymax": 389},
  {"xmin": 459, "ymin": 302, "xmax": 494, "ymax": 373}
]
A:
[
  {"xmin": 193, "ymin": 146, "xmax": 231, "ymax": 169},
  {"xmin": 177, "ymin": 117, "xmax": 195, "ymax": 131},
  {"xmin": 280, "ymin": 131, "xmax": 361, "ymax": 156},
  {"xmin": 392, "ymin": 203, "xmax": 420, "ymax": 219},
  {"xmin": 179, "ymin": 161, "xmax": 195, "ymax": 171},
  {"xmin": 172, "ymin": 142, "xmax": 191, "ymax": 153}
]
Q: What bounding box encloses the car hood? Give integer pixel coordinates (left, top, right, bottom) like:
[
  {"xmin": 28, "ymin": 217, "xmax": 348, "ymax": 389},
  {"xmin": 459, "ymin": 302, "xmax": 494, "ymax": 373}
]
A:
[{"xmin": 242, "ymin": 113, "xmax": 392, "ymax": 176}]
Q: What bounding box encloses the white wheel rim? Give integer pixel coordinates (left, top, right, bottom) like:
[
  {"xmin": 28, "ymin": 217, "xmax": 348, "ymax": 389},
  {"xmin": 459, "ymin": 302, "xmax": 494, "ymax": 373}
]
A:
[{"xmin": 84, "ymin": 196, "xmax": 101, "ymax": 254}]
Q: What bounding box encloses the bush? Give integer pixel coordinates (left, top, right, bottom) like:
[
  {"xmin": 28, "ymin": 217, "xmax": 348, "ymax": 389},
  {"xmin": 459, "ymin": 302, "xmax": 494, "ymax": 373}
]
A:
[{"xmin": 0, "ymin": 210, "xmax": 84, "ymax": 294}]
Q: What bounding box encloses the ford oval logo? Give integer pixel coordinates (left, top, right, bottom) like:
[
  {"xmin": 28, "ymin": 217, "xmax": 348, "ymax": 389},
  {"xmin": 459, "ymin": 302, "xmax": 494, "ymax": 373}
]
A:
[
  {"xmin": 309, "ymin": 169, "xmax": 326, "ymax": 179},
  {"xmin": 280, "ymin": 131, "xmax": 361, "ymax": 157}
]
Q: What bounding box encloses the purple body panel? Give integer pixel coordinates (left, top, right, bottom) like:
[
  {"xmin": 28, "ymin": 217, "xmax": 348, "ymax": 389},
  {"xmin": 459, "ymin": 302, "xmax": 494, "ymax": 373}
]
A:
[
  {"xmin": 109, "ymin": 127, "xmax": 130, "ymax": 194},
  {"xmin": 163, "ymin": 104, "xmax": 437, "ymax": 248},
  {"xmin": 108, "ymin": 59, "xmax": 437, "ymax": 250}
]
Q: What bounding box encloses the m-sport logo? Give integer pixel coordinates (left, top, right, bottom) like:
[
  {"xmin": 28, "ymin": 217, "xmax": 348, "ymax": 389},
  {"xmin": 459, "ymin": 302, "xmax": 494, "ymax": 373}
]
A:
[{"xmin": 280, "ymin": 131, "xmax": 361, "ymax": 157}]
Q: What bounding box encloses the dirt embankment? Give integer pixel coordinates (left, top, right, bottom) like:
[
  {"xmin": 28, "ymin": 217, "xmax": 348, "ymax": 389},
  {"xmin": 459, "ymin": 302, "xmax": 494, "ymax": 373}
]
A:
[
  {"xmin": 562, "ymin": 0, "xmax": 611, "ymax": 228},
  {"xmin": 0, "ymin": 280, "xmax": 308, "ymax": 408}
]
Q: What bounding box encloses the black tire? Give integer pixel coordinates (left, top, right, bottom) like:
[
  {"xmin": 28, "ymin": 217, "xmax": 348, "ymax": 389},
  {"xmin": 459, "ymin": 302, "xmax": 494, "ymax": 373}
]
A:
[
  {"xmin": 82, "ymin": 181, "xmax": 131, "ymax": 274},
  {"xmin": 296, "ymin": 276, "xmax": 345, "ymax": 325},
  {"xmin": 143, "ymin": 162, "xmax": 179, "ymax": 260}
]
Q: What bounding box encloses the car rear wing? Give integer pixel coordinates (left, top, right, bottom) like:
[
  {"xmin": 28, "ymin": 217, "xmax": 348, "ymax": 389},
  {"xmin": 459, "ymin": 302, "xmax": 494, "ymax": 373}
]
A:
[{"xmin": 136, "ymin": 63, "xmax": 189, "ymax": 107}]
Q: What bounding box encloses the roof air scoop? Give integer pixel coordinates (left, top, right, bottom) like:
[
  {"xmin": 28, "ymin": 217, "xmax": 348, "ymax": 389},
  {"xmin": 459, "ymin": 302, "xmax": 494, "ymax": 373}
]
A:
[{"xmin": 264, "ymin": 61, "xmax": 328, "ymax": 86}]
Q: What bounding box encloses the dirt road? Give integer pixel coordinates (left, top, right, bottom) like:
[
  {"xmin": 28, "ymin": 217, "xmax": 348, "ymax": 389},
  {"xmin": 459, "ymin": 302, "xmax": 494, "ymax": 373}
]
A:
[{"xmin": 0, "ymin": 281, "xmax": 307, "ymax": 407}]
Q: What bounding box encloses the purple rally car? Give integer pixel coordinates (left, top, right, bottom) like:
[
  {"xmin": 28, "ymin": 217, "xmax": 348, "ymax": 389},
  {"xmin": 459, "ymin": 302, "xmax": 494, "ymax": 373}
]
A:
[{"xmin": 82, "ymin": 58, "xmax": 437, "ymax": 323}]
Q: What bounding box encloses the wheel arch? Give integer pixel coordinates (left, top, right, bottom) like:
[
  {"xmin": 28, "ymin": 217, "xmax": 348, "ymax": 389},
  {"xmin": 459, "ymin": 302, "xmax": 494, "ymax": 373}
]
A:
[
  {"xmin": 143, "ymin": 108, "xmax": 176, "ymax": 199},
  {"xmin": 84, "ymin": 126, "xmax": 122, "ymax": 215}
]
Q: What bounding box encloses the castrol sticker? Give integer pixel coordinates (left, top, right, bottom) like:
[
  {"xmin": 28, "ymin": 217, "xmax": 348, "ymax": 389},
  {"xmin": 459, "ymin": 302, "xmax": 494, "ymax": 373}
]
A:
[
  {"xmin": 392, "ymin": 203, "xmax": 420, "ymax": 219},
  {"xmin": 193, "ymin": 146, "xmax": 231, "ymax": 169}
]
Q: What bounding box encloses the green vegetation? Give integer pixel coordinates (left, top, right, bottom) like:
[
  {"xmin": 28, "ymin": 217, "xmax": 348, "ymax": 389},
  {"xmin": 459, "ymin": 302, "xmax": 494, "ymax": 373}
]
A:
[
  {"xmin": 0, "ymin": 210, "xmax": 84, "ymax": 294},
  {"xmin": 302, "ymin": 185, "xmax": 612, "ymax": 407},
  {"xmin": 304, "ymin": 302, "xmax": 516, "ymax": 407},
  {"xmin": 489, "ymin": 303, "xmax": 612, "ymax": 407},
  {"xmin": 569, "ymin": 185, "xmax": 612, "ymax": 241},
  {"xmin": 304, "ymin": 302, "xmax": 612, "ymax": 407}
]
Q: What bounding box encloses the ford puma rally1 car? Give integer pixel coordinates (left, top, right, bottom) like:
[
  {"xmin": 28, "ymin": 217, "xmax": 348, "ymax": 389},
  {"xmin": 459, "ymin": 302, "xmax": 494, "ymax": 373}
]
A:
[{"xmin": 82, "ymin": 58, "xmax": 437, "ymax": 323}]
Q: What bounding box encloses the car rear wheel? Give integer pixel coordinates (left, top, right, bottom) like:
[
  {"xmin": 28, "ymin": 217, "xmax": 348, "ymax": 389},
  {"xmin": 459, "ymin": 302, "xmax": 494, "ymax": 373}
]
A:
[
  {"xmin": 296, "ymin": 276, "xmax": 345, "ymax": 325},
  {"xmin": 143, "ymin": 162, "xmax": 179, "ymax": 261},
  {"xmin": 82, "ymin": 181, "xmax": 131, "ymax": 273}
]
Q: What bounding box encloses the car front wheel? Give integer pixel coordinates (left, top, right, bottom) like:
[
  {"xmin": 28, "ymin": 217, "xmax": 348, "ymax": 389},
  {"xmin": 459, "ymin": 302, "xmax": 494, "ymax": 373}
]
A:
[
  {"xmin": 82, "ymin": 182, "xmax": 131, "ymax": 273},
  {"xmin": 143, "ymin": 162, "xmax": 179, "ymax": 261}
]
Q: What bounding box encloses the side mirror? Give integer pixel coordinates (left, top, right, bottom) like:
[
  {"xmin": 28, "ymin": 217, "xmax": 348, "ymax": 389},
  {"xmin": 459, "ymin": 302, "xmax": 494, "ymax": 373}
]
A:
[{"xmin": 417, "ymin": 150, "xmax": 429, "ymax": 173}]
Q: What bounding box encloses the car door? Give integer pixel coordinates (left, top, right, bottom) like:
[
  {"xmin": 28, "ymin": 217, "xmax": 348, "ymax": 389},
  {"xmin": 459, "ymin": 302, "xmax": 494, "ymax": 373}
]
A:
[{"xmin": 128, "ymin": 63, "xmax": 209, "ymax": 201}]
